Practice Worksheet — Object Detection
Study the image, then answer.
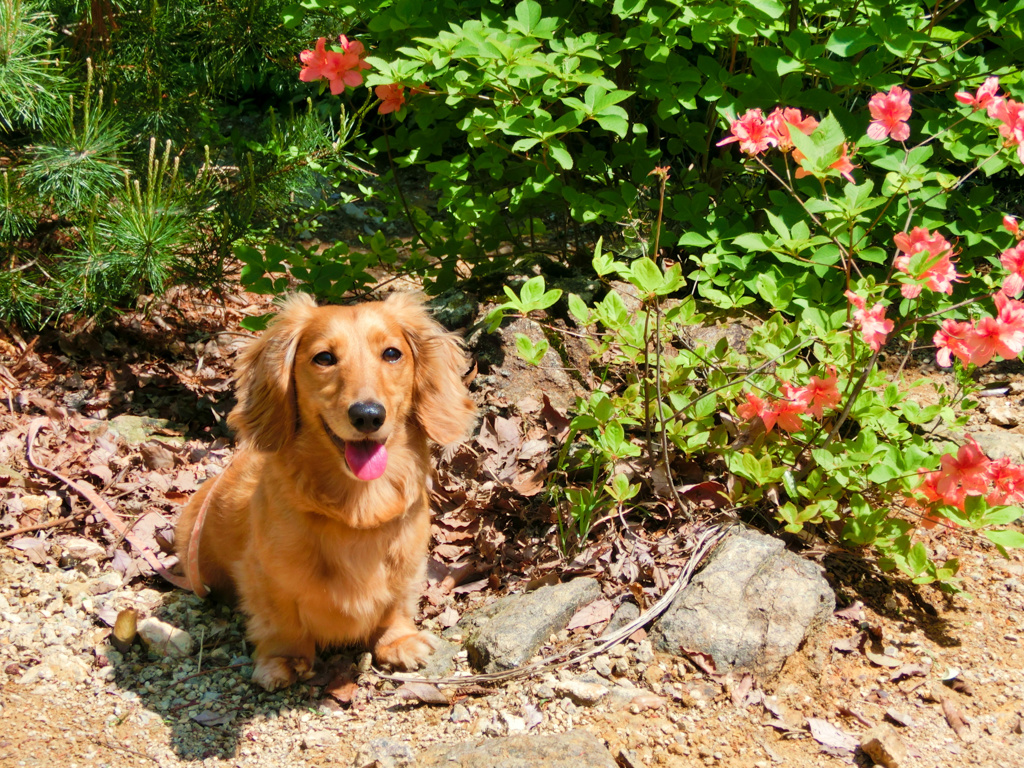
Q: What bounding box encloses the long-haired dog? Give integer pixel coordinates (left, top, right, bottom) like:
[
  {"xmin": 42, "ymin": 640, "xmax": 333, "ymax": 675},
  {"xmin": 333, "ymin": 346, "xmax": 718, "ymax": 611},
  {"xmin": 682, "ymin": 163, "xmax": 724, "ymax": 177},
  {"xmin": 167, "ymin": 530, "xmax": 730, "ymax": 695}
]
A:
[{"xmin": 175, "ymin": 292, "xmax": 477, "ymax": 690}]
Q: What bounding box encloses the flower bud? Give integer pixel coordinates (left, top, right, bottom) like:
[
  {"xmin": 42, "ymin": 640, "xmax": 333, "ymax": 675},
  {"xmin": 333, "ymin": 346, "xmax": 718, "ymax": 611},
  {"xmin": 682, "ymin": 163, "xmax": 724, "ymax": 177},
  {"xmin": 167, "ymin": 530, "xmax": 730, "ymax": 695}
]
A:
[{"xmin": 1004, "ymin": 215, "xmax": 1020, "ymax": 236}]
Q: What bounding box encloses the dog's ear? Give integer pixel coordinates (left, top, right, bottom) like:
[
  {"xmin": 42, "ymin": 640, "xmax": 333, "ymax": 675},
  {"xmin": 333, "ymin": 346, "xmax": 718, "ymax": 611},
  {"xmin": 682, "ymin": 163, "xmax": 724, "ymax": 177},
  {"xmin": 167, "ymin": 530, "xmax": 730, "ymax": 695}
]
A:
[
  {"xmin": 228, "ymin": 293, "xmax": 317, "ymax": 451},
  {"xmin": 387, "ymin": 292, "xmax": 477, "ymax": 446}
]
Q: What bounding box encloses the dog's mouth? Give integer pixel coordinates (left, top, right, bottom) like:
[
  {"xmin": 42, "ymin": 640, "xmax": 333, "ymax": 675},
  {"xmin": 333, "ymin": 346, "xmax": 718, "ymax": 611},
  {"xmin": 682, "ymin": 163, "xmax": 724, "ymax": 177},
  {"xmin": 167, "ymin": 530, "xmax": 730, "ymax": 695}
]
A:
[{"xmin": 321, "ymin": 418, "xmax": 389, "ymax": 481}]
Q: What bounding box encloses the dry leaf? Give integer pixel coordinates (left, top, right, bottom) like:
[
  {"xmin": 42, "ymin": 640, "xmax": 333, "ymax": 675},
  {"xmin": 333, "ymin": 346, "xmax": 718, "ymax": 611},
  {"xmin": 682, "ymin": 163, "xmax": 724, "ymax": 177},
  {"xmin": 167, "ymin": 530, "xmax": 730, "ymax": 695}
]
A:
[
  {"xmin": 884, "ymin": 709, "xmax": 917, "ymax": 728},
  {"xmin": 192, "ymin": 710, "xmax": 232, "ymax": 727},
  {"xmin": 395, "ymin": 682, "xmax": 449, "ymax": 706},
  {"xmin": 806, "ymin": 718, "xmax": 857, "ymax": 754},
  {"xmin": 565, "ymin": 599, "xmax": 615, "ymax": 631},
  {"xmin": 437, "ymin": 605, "xmax": 460, "ymax": 628},
  {"xmin": 864, "ymin": 646, "xmax": 903, "ymax": 668},
  {"xmin": 325, "ymin": 670, "xmax": 358, "ymax": 708}
]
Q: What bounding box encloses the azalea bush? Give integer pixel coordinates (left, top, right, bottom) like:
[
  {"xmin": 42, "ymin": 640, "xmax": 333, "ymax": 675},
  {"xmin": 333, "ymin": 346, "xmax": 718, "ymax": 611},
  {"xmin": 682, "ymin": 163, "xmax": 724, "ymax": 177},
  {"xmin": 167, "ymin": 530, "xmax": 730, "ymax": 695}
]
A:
[
  {"xmin": 263, "ymin": 0, "xmax": 1024, "ymax": 300},
  {"xmin": 483, "ymin": 76, "xmax": 1024, "ymax": 585}
]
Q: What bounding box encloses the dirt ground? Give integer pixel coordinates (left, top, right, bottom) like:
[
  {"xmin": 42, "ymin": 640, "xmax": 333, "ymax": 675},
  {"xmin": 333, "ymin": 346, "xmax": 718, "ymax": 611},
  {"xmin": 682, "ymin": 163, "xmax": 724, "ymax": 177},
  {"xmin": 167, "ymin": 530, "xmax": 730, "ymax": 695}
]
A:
[{"xmin": 1, "ymin": 287, "xmax": 1024, "ymax": 767}]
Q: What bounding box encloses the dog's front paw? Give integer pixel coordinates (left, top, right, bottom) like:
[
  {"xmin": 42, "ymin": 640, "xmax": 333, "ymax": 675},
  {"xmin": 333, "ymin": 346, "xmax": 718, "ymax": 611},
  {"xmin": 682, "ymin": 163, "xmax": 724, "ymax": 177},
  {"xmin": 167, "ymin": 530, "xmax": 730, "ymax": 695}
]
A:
[
  {"xmin": 374, "ymin": 630, "xmax": 439, "ymax": 671},
  {"xmin": 252, "ymin": 655, "xmax": 316, "ymax": 691}
]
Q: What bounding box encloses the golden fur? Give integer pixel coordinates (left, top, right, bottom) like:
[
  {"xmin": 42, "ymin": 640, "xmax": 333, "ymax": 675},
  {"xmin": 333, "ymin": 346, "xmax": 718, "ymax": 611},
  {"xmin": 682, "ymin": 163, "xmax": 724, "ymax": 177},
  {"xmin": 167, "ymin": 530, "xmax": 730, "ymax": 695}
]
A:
[{"xmin": 175, "ymin": 292, "xmax": 477, "ymax": 690}]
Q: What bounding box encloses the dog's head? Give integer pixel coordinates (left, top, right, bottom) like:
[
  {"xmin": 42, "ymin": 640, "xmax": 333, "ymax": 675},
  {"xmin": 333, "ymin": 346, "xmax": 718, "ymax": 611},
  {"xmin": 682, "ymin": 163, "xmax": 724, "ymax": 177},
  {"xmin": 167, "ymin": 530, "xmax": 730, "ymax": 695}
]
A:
[{"xmin": 228, "ymin": 292, "xmax": 477, "ymax": 480}]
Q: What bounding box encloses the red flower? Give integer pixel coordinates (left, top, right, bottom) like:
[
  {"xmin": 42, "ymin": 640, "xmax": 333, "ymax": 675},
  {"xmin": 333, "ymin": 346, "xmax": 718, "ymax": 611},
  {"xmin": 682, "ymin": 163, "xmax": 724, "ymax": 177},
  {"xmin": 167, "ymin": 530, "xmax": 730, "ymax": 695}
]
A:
[
  {"xmin": 987, "ymin": 458, "xmax": 1024, "ymax": 506},
  {"xmin": 299, "ymin": 34, "xmax": 371, "ymax": 95},
  {"xmin": 375, "ymin": 83, "xmax": 406, "ymax": 114},
  {"xmin": 717, "ymin": 109, "xmax": 777, "ymax": 156},
  {"xmin": 846, "ymin": 292, "xmax": 893, "ymax": 351},
  {"xmin": 892, "ymin": 227, "xmax": 960, "ymax": 298},
  {"xmin": 990, "ymin": 98, "xmax": 1024, "ymax": 164},
  {"xmin": 955, "ymin": 76, "xmax": 1001, "ymax": 111},
  {"xmin": 1001, "ymin": 243, "xmax": 1024, "ymax": 296},
  {"xmin": 793, "ymin": 142, "xmax": 857, "ymax": 184},
  {"xmin": 1005, "ymin": 215, "xmax": 1020, "ymax": 237},
  {"xmin": 299, "ymin": 38, "xmax": 333, "ymax": 83},
  {"xmin": 966, "ymin": 292, "xmax": 1024, "ymax": 366},
  {"xmin": 737, "ymin": 392, "xmax": 778, "ymax": 433},
  {"xmin": 937, "ymin": 438, "xmax": 991, "ymax": 499},
  {"xmin": 933, "ymin": 319, "xmax": 974, "ymax": 368},
  {"xmin": 867, "ymin": 86, "xmax": 912, "ymax": 142},
  {"xmin": 767, "ymin": 107, "xmax": 818, "ymax": 152}
]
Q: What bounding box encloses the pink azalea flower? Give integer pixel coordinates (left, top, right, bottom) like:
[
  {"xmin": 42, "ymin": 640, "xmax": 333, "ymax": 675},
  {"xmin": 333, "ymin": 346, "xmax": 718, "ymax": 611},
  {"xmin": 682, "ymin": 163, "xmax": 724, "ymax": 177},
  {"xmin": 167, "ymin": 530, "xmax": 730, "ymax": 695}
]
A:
[
  {"xmin": 892, "ymin": 227, "xmax": 960, "ymax": 298},
  {"xmin": 299, "ymin": 37, "xmax": 333, "ymax": 83},
  {"xmin": 990, "ymin": 98, "xmax": 1024, "ymax": 164},
  {"xmin": 867, "ymin": 86, "xmax": 912, "ymax": 142},
  {"xmin": 933, "ymin": 319, "xmax": 974, "ymax": 367},
  {"xmin": 737, "ymin": 392, "xmax": 778, "ymax": 433},
  {"xmin": 955, "ymin": 76, "xmax": 1001, "ymax": 111},
  {"xmin": 767, "ymin": 107, "xmax": 819, "ymax": 152},
  {"xmin": 793, "ymin": 142, "xmax": 857, "ymax": 184},
  {"xmin": 966, "ymin": 292, "xmax": 1024, "ymax": 365},
  {"xmin": 784, "ymin": 368, "xmax": 841, "ymax": 418},
  {"xmin": 1005, "ymin": 215, "xmax": 1020, "ymax": 236},
  {"xmin": 717, "ymin": 109, "xmax": 777, "ymax": 156},
  {"xmin": 1001, "ymin": 243, "xmax": 1024, "ymax": 296},
  {"xmin": 846, "ymin": 292, "xmax": 893, "ymax": 351},
  {"xmin": 987, "ymin": 458, "xmax": 1024, "ymax": 506},
  {"xmin": 299, "ymin": 35, "xmax": 372, "ymax": 95},
  {"xmin": 937, "ymin": 438, "xmax": 991, "ymax": 499},
  {"xmin": 375, "ymin": 83, "xmax": 406, "ymax": 114},
  {"xmin": 844, "ymin": 289, "xmax": 866, "ymax": 311}
]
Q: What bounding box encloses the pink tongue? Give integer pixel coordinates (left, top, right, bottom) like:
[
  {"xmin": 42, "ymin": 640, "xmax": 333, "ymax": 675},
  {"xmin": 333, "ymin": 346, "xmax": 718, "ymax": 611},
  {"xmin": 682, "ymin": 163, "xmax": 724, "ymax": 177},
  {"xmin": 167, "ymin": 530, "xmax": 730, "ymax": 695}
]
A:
[{"xmin": 345, "ymin": 441, "xmax": 388, "ymax": 481}]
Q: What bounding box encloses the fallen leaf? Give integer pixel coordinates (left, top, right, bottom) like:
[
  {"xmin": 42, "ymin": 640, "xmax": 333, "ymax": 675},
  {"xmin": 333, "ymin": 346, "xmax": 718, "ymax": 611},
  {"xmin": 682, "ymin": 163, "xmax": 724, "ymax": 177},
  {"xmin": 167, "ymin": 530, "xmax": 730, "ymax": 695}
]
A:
[
  {"xmin": 325, "ymin": 670, "xmax": 358, "ymax": 708},
  {"xmin": 192, "ymin": 710, "xmax": 232, "ymax": 727},
  {"xmin": 437, "ymin": 605, "xmax": 460, "ymax": 628},
  {"xmin": 540, "ymin": 395, "xmax": 571, "ymax": 439},
  {"xmin": 565, "ymin": 599, "xmax": 615, "ymax": 631},
  {"xmin": 140, "ymin": 440, "xmax": 176, "ymax": 470},
  {"xmin": 452, "ymin": 578, "xmax": 488, "ymax": 594},
  {"xmin": 834, "ymin": 601, "xmax": 866, "ymax": 622},
  {"xmin": 884, "ymin": 709, "xmax": 917, "ymax": 728},
  {"xmin": 940, "ymin": 693, "xmax": 971, "ymax": 740},
  {"xmin": 831, "ymin": 633, "xmax": 864, "ymax": 653},
  {"xmin": 889, "ymin": 662, "xmax": 930, "ymax": 682},
  {"xmin": 730, "ymin": 673, "xmax": 754, "ymax": 707},
  {"xmin": 8, "ymin": 537, "xmax": 48, "ymax": 564},
  {"xmin": 395, "ymin": 682, "xmax": 449, "ymax": 706},
  {"xmin": 806, "ymin": 717, "xmax": 858, "ymax": 754},
  {"xmin": 864, "ymin": 646, "xmax": 903, "ymax": 668},
  {"xmin": 87, "ymin": 465, "xmax": 113, "ymax": 486}
]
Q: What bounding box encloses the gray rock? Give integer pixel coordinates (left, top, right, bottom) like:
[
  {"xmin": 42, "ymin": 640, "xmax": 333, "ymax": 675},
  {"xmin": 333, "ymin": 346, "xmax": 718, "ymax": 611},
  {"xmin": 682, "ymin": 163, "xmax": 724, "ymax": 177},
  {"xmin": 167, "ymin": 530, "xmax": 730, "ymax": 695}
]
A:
[
  {"xmin": 650, "ymin": 526, "xmax": 834, "ymax": 679},
  {"xmin": 462, "ymin": 579, "xmax": 601, "ymax": 673},
  {"xmin": 553, "ymin": 679, "xmax": 608, "ymax": 706},
  {"xmin": 491, "ymin": 318, "xmax": 584, "ymax": 412},
  {"xmin": 601, "ymin": 600, "xmax": 640, "ymax": 637},
  {"xmin": 420, "ymin": 637, "xmax": 460, "ymax": 678},
  {"xmin": 450, "ymin": 703, "xmax": 472, "ymax": 723},
  {"xmin": 972, "ymin": 429, "xmax": 1024, "ymax": 463},
  {"xmin": 353, "ymin": 738, "xmax": 415, "ymax": 768},
  {"xmin": 418, "ymin": 730, "xmax": 617, "ymax": 768}
]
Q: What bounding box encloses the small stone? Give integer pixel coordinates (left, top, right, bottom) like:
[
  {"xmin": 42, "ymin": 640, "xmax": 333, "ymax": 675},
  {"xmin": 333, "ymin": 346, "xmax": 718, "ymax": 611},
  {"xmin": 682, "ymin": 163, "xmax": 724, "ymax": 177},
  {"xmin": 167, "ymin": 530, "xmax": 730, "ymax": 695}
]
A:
[
  {"xmin": 594, "ymin": 656, "xmax": 613, "ymax": 678},
  {"xmin": 554, "ymin": 679, "xmax": 608, "ymax": 706},
  {"xmin": 614, "ymin": 658, "xmax": 631, "ymax": 677},
  {"xmin": 137, "ymin": 617, "xmax": 193, "ymax": 658},
  {"xmin": 634, "ymin": 640, "xmax": 655, "ymax": 664},
  {"xmin": 450, "ymin": 704, "xmax": 472, "ymax": 723},
  {"xmin": 986, "ymin": 402, "xmax": 1019, "ymax": 427},
  {"xmin": 536, "ymin": 684, "xmax": 556, "ymax": 699},
  {"xmin": 62, "ymin": 538, "xmax": 105, "ymax": 561},
  {"xmin": 419, "ymin": 731, "xmax": 618, "ymax": 768},
  {"xmin": 861, "ymin": 724, "xmax": 907, "ymax": 768}
]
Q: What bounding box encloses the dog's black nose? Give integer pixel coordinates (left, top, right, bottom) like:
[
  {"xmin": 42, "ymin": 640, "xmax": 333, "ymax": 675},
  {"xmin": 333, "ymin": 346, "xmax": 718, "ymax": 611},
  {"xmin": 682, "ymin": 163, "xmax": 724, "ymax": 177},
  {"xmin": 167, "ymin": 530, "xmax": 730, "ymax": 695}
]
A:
[{"xmin": 348, "ymin": 401, "xmax": 386, "ymax": 433}]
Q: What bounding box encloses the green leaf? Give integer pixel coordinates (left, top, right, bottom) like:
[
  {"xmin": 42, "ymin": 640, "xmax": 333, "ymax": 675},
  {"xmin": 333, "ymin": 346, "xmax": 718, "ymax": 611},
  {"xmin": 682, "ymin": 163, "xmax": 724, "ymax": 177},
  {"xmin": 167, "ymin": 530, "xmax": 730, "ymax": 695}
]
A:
[
  {"xmin": 984, "ymin": 529, "xmax": 1024, "ymax": 550},
  {"xmin": 547, "ymin": 140, "xmax": 573, "ymax": 169},
  {"xmin": 826, "ymin": 28, "xmax": 879, "ymax": 56},
  {"xmin": 514, "ymin": 0, "xmax": 542, "ymax": 34},
  {"xmin": 515, "ymin": 333, "xmax": 548, "ymax": 365}
]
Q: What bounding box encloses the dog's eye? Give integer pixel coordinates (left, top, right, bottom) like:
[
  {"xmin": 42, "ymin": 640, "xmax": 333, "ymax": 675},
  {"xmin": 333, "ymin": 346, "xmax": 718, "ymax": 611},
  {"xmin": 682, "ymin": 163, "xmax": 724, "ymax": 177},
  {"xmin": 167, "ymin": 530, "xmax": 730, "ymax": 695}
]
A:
[
  {"xmin": 312, "ymin": 351, "xmax": 337, "ymax": 367},
  {"xmin": 382, "ymin": 347, "xmax": 403, "ymax": 363}
]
